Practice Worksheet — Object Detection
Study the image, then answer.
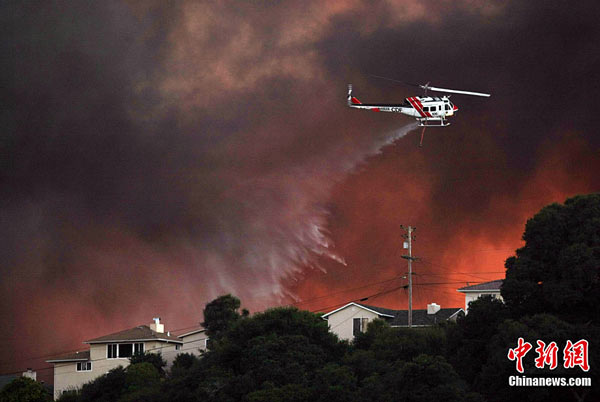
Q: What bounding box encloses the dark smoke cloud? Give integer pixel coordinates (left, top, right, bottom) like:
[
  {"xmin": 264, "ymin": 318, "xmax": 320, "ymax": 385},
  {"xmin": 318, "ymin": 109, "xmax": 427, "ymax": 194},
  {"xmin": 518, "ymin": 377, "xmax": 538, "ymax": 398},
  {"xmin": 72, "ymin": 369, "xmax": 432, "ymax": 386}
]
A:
[
  {"xmin": 291, "ymin": 0, "xmax": 600, "ymax": 310},
  {"xmin": 1, "ymin": 0, "xmax": 599, "ymax": 384}
]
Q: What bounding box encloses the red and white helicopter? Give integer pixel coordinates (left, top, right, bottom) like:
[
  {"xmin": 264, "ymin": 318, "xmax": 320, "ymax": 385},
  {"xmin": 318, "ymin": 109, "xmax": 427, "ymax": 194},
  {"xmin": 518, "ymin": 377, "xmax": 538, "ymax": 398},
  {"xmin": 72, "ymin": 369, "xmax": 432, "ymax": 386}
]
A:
[{"xmin": 347, "ymin": 79, "xmax": 490, "ymax": 146}]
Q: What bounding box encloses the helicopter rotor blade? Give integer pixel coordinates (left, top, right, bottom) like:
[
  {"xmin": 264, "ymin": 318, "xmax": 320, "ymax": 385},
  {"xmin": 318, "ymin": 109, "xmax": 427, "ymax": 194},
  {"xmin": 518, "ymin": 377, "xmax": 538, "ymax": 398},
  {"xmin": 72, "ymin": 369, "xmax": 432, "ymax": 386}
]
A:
[
  {"xmin": 422, "ymin": 85, "xmax": 491, "ymax": 97},
  {"xmin": 369, "ymin": 75, "xmax": 491, "ymax": 97},
  {"xmin": 369, "ymin": 74, "xmax": 420, "ymax": 87}
]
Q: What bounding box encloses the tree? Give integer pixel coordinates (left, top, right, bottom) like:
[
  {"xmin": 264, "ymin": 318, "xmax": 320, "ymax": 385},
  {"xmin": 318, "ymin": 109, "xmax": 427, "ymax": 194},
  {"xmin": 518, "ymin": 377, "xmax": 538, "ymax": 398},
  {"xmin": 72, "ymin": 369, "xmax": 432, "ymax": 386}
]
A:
[
  {"xmin": 393, "ymin": 354, "xmax": 483, "ymax": 402},
  {"xmin": 446, "ymin": 296, "xmax": 509, "ymax": 385},
  {"xmin": 159, "ymin": 305, "xmax": 350, "ymax": 402},
  {"xmin": 201, "ymin": 294, "xmax": 247, "ymax": 341},
  {"xmin": 355, "ymin": 319, "xmax": 447, "ymax": 363},
  {"xmin": 0, "ymin": 377, "xmax": 51, "ymax": 402},
  {"xmin": 119, "ymin": 362, "xmax": 161, "ymax": 402},
  {"xmin": 361, "ymin": 355, "xmax": 482, "ymax": 402},
  {"xmin": 502, "ymin": 193, "xmax": 600, "ymax": 323},
  {"xmin": 351, "ymin": 320, "xmax": 482, "ymax": 402},
  {"xmin": 130, "ymin": 351, "xmax": 167, "ymax": 377},
  {"xmin": 170, "ymin": 353, "xmax": 199, "ymax": 375},
  {"xmin": 204, "ymin": 307, "xmax": 348, "ymax": 400},
  {"xmin": 76, "ymin": 366, "xmax": 127, "ymax": 402},
  {"xmin": 477, "ymin": 314, "xmax": 598, "ymax": 402}
]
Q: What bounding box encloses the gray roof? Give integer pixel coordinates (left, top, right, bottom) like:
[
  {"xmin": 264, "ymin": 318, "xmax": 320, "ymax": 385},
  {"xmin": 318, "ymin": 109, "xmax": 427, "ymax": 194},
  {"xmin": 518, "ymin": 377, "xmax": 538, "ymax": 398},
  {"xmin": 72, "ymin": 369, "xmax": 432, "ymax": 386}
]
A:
[
  {"xmin": 85, "ymin": 325, "xmax": 182, "ymax": 344},
  {"xmin": 355, "ymin": 303, "xmax": 463, "ymax": 327},
  {"xmin": 178, "ymin": 328, "xmax": 206, "ymax": 338},
  {"xmin": 457, "ymin": 279, "xmax": 503, "ymax": 292},
  {"xmin": 46, "ymin": 350, "xmax": 90, "ymax": 363}
]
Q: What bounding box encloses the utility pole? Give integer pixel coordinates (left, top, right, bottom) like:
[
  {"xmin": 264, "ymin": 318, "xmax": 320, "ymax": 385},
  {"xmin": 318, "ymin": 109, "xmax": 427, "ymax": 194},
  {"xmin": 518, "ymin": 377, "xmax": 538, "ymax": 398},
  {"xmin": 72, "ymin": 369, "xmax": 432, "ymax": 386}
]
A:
[{"xmin": 401, "ymin": 225, "xmax": 417, "ymax": 328}]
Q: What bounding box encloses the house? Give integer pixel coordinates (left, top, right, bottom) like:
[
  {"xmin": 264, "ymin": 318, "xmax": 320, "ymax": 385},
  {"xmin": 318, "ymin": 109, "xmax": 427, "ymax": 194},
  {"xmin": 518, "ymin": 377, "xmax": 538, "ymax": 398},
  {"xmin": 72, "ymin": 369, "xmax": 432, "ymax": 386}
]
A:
[
  {"xmin": 457, "ymin": 279, "xmax": 503, "ymax": 313},
  {"xmin": 322, "ymin": 302, "xmax": 464, "ymax": 341},
  {"xmin": 178, "ymin": 328, "xmax": 209, "ymax": 354},
  {"xmin": 46, "ymin": 318, "xmax": 208, "ymax": 400}
]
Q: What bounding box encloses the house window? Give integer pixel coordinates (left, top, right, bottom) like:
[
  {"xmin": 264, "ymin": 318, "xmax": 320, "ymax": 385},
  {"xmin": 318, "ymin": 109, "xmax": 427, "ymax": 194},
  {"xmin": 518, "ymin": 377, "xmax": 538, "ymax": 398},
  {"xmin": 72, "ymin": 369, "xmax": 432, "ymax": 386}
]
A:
[
  {"xmin": 119, "ymin": 343, "xmax": 133, "ymax": 358},
  {"xmin": 76, "ymin": 361, "xmax": 92, "ymax": 371},
  {"xmin": 353, "ymin": 318, "xmax": 369, "ymax": 336},
  {"xmin": 107, "ymin": 343, "xmax": 144, "ymax": 359},
  {"xmin": 107, "ymin": 344, "xmax": 117, "ymax": 359},
  {"xmin": 175, "ymin": 344, "xmax": 182, "ymax": 351},
  {"xmin": 134, "ymin": 343, "xmax": 144, "ymax": 355}
]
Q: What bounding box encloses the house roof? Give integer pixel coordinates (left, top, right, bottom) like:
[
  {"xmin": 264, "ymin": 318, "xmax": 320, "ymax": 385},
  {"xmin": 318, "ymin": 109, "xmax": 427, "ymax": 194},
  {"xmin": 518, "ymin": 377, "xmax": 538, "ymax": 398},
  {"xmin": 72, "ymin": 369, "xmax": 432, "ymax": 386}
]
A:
[
  {"xmin": 357, "ymin": 303, "xmax": 463, "ymax": 327},
  {"xmin": 457, "ymin": 279, "xmax": 503, "ymax": 292},
  {"xmin": 389, "ymin": 308, "xmax": 463, "ymax": 326},
  {"xmin": 46, "ymin": 350, "xmax": 90, "ymax": 363},
  {"xmin": 321, "ymin": 302, "xmax": 395, "ymax": 319},
  {"xmin": 322, "ymin": 302, "xmax": 463, "ymax": 327},
  {"xmin": 178, "ymin": 328, "xmax": 206, "ymax": 338},
  {"xmin": 84, "ymin": 325, "xmax": 182, "ymax": 344}
]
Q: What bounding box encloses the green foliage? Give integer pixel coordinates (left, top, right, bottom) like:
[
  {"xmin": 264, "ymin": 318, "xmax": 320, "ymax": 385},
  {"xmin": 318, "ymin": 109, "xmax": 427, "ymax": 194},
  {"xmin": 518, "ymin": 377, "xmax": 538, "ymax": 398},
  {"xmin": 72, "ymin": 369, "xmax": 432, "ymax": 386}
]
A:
[
  {"xmin": 312, "ymin": 363, "xmax": 358, "ymax": 402},
  {"xmin": 60, "ymin": 362, "xmax": 165, "ymax": 402},
  {"xmin": 391, "ymin": 354, "xmax": 481, "ymax": 402},
  {"xmin": 170, "ymin": 352, "xmax": 200, "ymax": 377},
  {"xmin": 56, "ymin": 390, "xmax": 80, "ymax": 402},
  {"xmin": 355, "ymin": 319, "xmax": 447, "ymax": 362},
  {"xmin": 51, "ymin": 195, "xmax": 600, "ymax": 401},
  {"xmin": 245, "ymin": 383, "xmax": 312, "ymax": 402},
  {"xmin": 350, "ymin": 320, "xmax": 480, "ymax": 402},
  {"xmin": 446, "ymin": 296, "xmax": 509, "ymax": 384},
  {"xmin": 0, "ymin": 377, "xmax": 51, "ymax": 402},
  {"xmin": 125, "ymin": 362, "xmax": 160, "ymax": 390},
  {"xmin": 118, "ymin": 363, "xmax": 161, "ymax": 402},
  {"xmin": 58, "ymin": 298, "xmax": 484, "ymax": 402},
  {"xmin": 356, "ymin": 354, "xmax": 479, "ymax": 402},
  {"xmin": 202, "ymin": 294, "xmax": 244, "ymax": 341},
  {"xmin": 477, "ymin": 315, "xmax": 579, "ymax": 402},
  {"xmin": 502, "ymin": 193, "xmax": 600, "ymax": 323},
  {"xmin": 129, "ymin": 351, "xmax": 167, "ymax": 377},
  {"xmin": 77, "ymin": 366, "xmax": 128, "ymax": 402}
]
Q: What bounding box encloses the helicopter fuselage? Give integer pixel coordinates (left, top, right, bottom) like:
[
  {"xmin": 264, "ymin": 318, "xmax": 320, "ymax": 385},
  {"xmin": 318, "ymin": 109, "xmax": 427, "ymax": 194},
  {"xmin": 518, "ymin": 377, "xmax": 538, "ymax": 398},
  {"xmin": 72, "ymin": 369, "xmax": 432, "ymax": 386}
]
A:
[{"xmin": 347, "ymin": 84, "xmax": 458, "ymax": 127}]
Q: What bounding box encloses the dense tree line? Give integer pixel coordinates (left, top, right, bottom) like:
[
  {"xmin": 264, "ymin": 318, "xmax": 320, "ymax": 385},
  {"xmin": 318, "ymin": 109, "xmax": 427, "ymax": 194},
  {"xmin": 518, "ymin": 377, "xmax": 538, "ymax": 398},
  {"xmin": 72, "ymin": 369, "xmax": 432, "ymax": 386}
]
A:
[{"xmin": 3, "ymin": 194, "xmax": 598, "ymax": 401}]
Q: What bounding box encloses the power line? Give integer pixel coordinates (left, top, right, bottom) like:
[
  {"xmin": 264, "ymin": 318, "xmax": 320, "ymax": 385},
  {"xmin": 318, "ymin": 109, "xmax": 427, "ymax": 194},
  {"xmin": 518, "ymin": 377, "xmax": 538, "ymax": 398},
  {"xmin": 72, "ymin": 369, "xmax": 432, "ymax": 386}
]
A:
[{"xmin": 290, "ymin": 274, "xmax": 407, "ymax": 307}]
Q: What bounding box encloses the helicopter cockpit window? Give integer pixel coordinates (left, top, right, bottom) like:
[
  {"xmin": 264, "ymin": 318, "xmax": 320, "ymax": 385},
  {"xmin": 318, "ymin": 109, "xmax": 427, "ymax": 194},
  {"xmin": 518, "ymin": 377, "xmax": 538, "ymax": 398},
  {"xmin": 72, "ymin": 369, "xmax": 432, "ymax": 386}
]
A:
[{"xmin": 445, "ymin": 105, "xmax": 451, "ymax": 110}]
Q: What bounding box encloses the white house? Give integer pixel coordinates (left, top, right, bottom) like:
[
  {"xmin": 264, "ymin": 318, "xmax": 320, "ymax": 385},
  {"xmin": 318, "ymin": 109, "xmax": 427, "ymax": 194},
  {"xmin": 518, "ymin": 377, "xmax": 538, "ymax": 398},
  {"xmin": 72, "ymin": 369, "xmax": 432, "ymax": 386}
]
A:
[
  {"xmin": 178, "ymin": 328, "xmax": 209, "ymax": 354},
  {"xmin": 457, "ymin": 279, "xmax": 503, "ymax": 313},
  {"xmin": 46, "ymin": 318, "xmax": 208, "ymax": 400},
  {"xmin": 322, "ymin": 302, "xmax": 464, "ymax": 341}
]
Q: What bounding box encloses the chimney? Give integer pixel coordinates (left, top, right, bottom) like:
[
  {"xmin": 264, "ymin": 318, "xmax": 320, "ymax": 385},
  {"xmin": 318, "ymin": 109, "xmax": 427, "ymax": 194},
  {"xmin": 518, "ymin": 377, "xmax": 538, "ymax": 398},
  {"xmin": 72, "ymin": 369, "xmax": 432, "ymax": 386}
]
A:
[
  {"xmin": 22, "ymin": 368, "xmax": 36, "ymax": 381},
  {"xmin": 427, "ymin": 303, "xmax": 441, "ymax": 315},
  {"xmin": 150, "ymin": 317, "xmax": 164, "ymax": 333}
]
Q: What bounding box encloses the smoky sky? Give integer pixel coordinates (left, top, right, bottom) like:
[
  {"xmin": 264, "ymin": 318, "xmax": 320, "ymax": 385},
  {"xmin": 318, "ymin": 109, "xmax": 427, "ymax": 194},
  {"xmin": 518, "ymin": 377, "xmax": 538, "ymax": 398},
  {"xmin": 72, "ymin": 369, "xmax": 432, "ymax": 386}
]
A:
[{"xmin": 2, "ymin": 0, "xmax": 600, "ymax": 381}]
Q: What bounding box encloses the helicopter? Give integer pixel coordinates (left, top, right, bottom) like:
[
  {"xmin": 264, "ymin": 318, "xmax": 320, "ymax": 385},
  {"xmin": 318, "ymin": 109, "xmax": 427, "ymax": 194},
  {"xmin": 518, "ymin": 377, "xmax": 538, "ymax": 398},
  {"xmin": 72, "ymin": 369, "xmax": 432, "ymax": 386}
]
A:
[{"xmin": 347, "ymin": 78, "xmax": 490, "ymax": 146}]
